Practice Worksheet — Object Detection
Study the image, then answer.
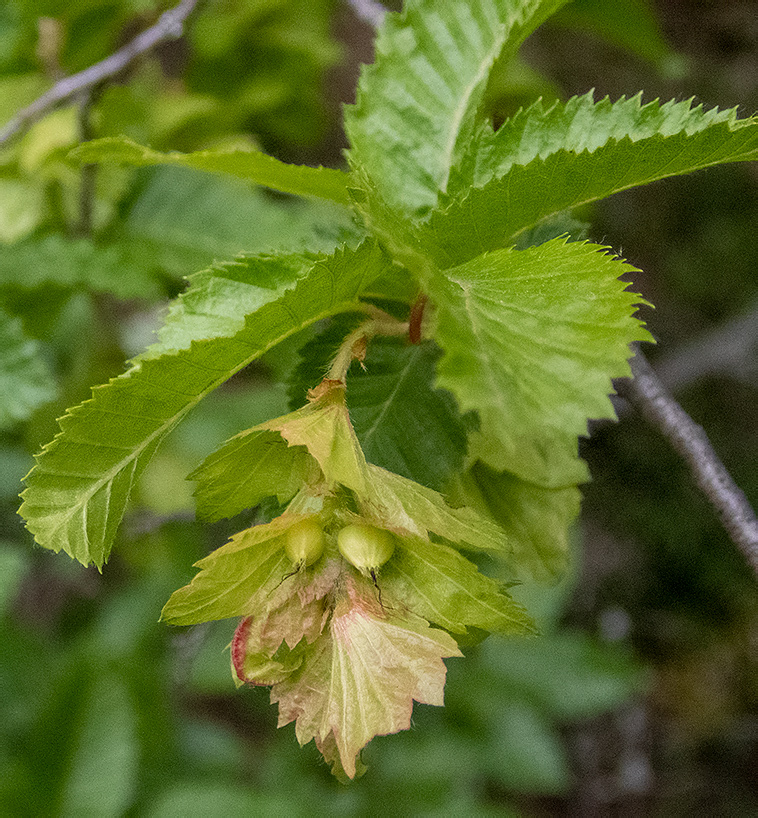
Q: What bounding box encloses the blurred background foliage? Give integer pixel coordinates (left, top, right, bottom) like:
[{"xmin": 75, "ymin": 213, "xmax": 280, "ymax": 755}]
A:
[{"xmin": 0, "ymin": 0, "xmax": 756, "ymax": 814}]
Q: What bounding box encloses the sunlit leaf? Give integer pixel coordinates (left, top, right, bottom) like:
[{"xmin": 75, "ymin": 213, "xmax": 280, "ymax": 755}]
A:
[
  {"xmin": 424, "ymin": 95, "xmax": 758, "ymax": 265},
  {"xmin": 20, "ymin": 241, "xmax": 391, "ymax": 567},
  {"xmin": 70, "ymin": 136, "xmax": 352, "ymax": 205},
  {"xmin": 428, "ymin": 238, "xmax": 651, "ymax": 485},
  {"xmin": 345, "ymin": 0, "xmax": 569, "ymax": 214}
]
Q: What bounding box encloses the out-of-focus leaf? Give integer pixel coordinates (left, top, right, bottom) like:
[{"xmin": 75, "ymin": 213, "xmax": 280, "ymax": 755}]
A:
[
  {"xmin": 0, "ymin": 234, "xmax": 162, "ymax": 299},
  {"xmin": 0, "ymin": 543, "xmax": 26, "ymax": 616},
  {"xmin": 0, "ymin": 307, "xmax": 56, "ymax": 429},
  {"xmin": 120, "ymin": 167, "xmax": 359, "ymax": 280},
  {"xmin": 60, "ymin": 674, "xmax": 138, "ymax": 817},
  {"xmin": 550, "ymin": 0, "xmax": 683, "ymax": 73},
  {"xmin": 482, "ymin": 632, "xmax": 644, "ymax": 719},
  {"xmin": 0, "ymin": 178, "xmax": 44, "ymax": 243}
]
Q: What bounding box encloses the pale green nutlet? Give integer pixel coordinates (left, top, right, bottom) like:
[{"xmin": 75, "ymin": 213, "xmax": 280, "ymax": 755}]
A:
[
  {"xmin": 284, "ymin": 517, "xmax": 326, "ymax": 567},
  {"xmin": 337, "ymin": 523, "xmax": 396, "ymax": 571}
]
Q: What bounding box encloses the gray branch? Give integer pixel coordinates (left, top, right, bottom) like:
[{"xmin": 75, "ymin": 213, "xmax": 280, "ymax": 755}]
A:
[
  {"xmin": 616, "ymin": 348, "xmax": 758, "ymax": 576},
  {"xmin": 0, "ymin": 0, "xmax": 202, "ymax": 148}
]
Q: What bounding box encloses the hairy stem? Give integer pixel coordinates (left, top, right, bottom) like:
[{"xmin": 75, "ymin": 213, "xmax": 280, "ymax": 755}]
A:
[
  {"xmin": 327, "ymin": 311, "xmax": 408, "ymax": 382},
  {"xmin": 617, "ymin": 348, "xmax": 758, "ymax": 576}
]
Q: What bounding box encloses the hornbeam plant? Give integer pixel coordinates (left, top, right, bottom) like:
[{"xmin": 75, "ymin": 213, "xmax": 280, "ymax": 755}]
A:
[{"xmin": 18, "ymin": 0, "xmax": 758, "ymax": 779}]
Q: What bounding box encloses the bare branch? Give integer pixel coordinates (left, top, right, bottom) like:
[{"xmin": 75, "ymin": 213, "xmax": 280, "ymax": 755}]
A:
[
  {"xmin": 0, "ymin": 0, "xmax": 202, "ymax": 148},
  {"xmin": 616, "ymin": 348, "xmax": 758, "ymax": 576},
  {"xmin": 346, "ymin": 0, "xmax": 388, "ymax": 28}
]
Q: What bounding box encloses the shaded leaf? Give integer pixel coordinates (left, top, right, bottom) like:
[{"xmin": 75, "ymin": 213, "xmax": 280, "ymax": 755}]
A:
[
  {"xmin": 347, "ymin": 338, "xmax": 472, "ymax": 491},
  {"xmin": 451, "ymin": 461, "xmax": 581, "ymax": 581},
  {"xmin": 120, "ymin": 167, "xmax": 359, "ymax": 281},
  {"xmin": 0, "ymin": 308, "xmax": 56, "ymax": 429},
  {"xmin": 0, "ymin": 234, "xmax": 162, "ymax": 300},
  {"xmin": 191, "ymin": 430, "xmax": 317, "ymax": 522}
]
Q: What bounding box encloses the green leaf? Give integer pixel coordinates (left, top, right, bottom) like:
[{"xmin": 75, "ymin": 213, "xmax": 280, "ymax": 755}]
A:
[
  {"xmin": 365, "ymin": 464, "xmax": 511, "ymax": 555},
  {"xmin": 0, "ymin": 234, "xmax": 162, "ymax": 300},
  {"xmin": 481, "ymin": 630, "xmax": 644, "ymax": 719},
  {"xmin": 70, "ymin": 136, "xmax": 352, "ymax": 205},
  {"xmin": 347, "ymin": 338, "xmax": 472, "ymax": 491},
  {"xmin": 160, "ymin": 516, "xmax": 294, "ymax": 625},
  {"xmin": 426, "ymin": 94, "xmax": 758, "ymax": 266},
  {"xmin": 0, "ymin": 178, "xmax": 45, "ymax": 244},
  {"xmin": 260, "ymin": 381, "xmax": 370, "ymax": 497},
  {"xmin": 383, "ymin": 534, "xmax": 535, "ymax": 636},
  {"xmin": 0, "ymin": 308, "xmax": 56, "ymax": 429},
  {"xmin": 119, "ymin": 167, "xmax": 359, "ymax": 281},
  {"xmin": 19, "ymin": 240, "xmax": 391, "ymax": 568},
  {"xmin": 191, "ymin": 430, "xmax": 316, "ymax": 522},
  {"xmin": 551, "ymin": 0, "xmax": 681, "ymax": 72},
  {"xmin": 451, "ymin": 462, "xmax": 581, "ymax": 582},
  {"xmin": 345, "ymin": 0, "xmax": 569, "ymax": 215},
  {"xmin": 61, "ymin": 674, "xmax": 138, "ymax": 817},
  {"xmin": 272, "ymin": 572, "xmax": 461, "ymax": 779},
  {"xmin": 146, "ymin": 253, "xmax": 312, "ymax": 356},
  {"xmin": 428, "ymin": 238, "xmax": 651, "ymax": 486}
]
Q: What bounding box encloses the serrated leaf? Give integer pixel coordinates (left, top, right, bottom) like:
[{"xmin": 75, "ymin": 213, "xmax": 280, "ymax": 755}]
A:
[
  {"xmin": 429, "ymin": 238, "xmax": 651, "ymax": 486},
  {"xmin": 70, "ymin": 136, "xmax": 352, "ymax": 205},
  {"xmin": 0, "ymin": 308, "xmax": 56, "ymax": 429},
  {"xmin": 451, "ymin": 461, "xmax": 581, "ymax": 581},
  {"xmin": 261, "ymin": 381, "xmax": 370, "ymax": 496},
  {"xmin": 365, "ymin": 464, "xmax": 511, "ymax": 555},
  {"xmin": 19, "ymin": 241, "xmax": 391, "ymax": 568},
  {"xmin": 345, "ymin": 0, "xmax": 569, "ymax": 215},
  {"xmin": 161, "ymin": 516, "xmax": 295, "ymax": 625},
  {"xmin": 191, "ymin": 429, "xmax": 317, "ymax": 522},
  {"xmin": 425, "ymin": 95, "xmax": 758, "ymax": 266},
  {"xmin": 272, "ymin": 572, "xmax": 461, "ymax": 779},
  {"xmin": 383, "ymin": 534, "xmax": 535, "ymax": 635}
]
